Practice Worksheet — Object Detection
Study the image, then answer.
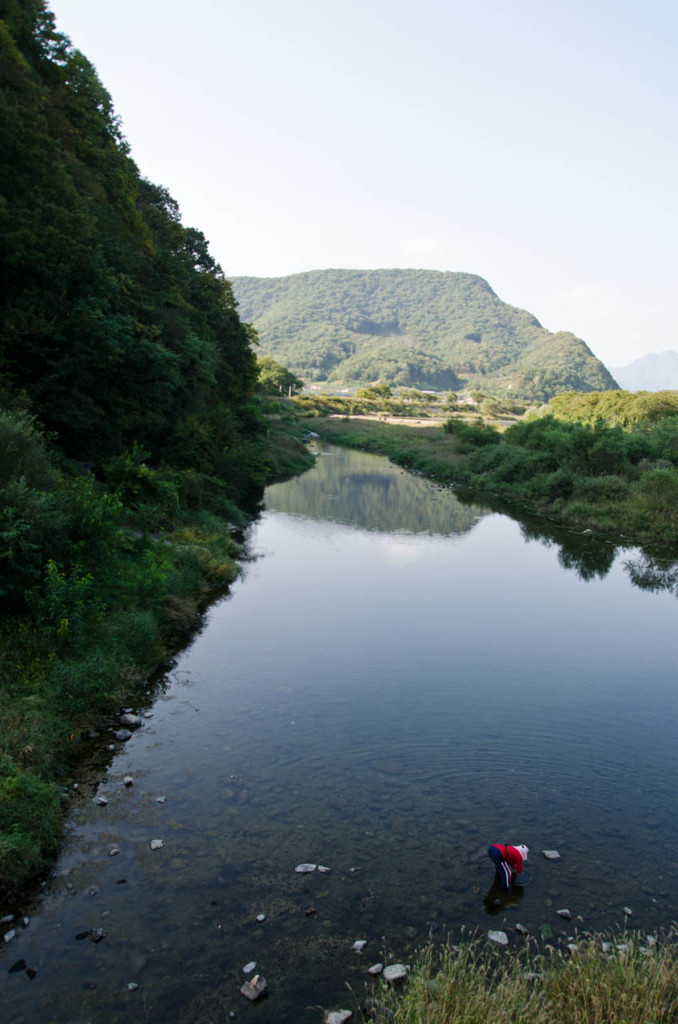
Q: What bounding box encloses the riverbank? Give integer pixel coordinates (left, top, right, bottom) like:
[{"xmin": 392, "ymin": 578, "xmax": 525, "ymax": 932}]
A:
[
  {"xmin": 0, "ymin": 418, "xmax": 313, "ymax": 902},
  {"xmin": 374, "ymin": 930, "xmax": 678, "ymax": 1024},
  {"xmin": 310, "ymin": 416, "xmax": 678, "ymax": 550}
]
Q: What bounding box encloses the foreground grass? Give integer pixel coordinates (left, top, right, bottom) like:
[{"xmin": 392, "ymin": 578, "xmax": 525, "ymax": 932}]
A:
[
  {"xmin": 376, "ymin": 932, "xmax": 678, "ymax": 1024},
  {"xmin": 313, "ymin": 417, "xmax": 678, "ymax": 549}
]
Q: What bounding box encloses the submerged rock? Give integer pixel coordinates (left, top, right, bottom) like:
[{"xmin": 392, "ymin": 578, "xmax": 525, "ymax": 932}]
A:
[{"xmin": 240, "ymin": 973, "xmax": 267, "ymax": 1001}]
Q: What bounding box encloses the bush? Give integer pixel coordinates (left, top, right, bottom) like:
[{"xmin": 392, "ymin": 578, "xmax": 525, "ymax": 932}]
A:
[{"xmin": 444, "ymin": 419, "xmax": 500, "ymax": 451}]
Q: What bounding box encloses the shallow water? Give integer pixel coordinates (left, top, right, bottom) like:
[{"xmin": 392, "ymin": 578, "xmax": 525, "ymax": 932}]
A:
[{"xmin": 2, "ymin": 444, "xmax": 678, "ymax": 1023}]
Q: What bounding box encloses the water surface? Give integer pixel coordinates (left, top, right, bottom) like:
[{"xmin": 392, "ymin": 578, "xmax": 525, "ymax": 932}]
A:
[{"xmin": 3, "ymin": 445, "xmax": 678, "ymax": 1022}]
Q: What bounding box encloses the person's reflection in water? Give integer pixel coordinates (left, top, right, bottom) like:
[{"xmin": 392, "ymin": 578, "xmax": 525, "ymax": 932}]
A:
[{"xmin": 483, "ymin": 878, "xmax": 524, "ymax": 915}]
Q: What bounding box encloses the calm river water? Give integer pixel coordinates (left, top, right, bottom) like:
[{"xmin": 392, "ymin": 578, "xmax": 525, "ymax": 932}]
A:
[{"xmin": 3, "ymin": 444, "xmax": 678, "ymax": 1023}]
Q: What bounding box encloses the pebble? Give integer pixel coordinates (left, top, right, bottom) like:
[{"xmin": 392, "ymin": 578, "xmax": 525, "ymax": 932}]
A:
[
  {"xmin": 90, "ymin": 928, "xmax": 106, "ymax": 943},
  {"xmin": 318, "ymin": 865, "xmax": 331, "ymax": 873},
  {"xmin": 4, "ymin": 930, "xmax": 16, "ymax": 943},
  {"xmin": 87, "ymin": 886, "xmax": 99, "ymax": 896},
  {"xmin": 542, "ymin": 850, "xmax": 561, "ymax": 860},
  {"xmin": 515, "ymin": 924, "xmax": 529, "ymax": 935},
  {"xmin": 368, "ymin": 963, "xmax": 384, "ymax": 976},
  {"xmin": 352, "ymin": 940, "xmax": 367, "ymax": 951},
  {"xmin": 602, "ymin": 941, "xmax": 612, "ymax": 953},
  {"xmin": 382, "ymin": 964, "xmax": 408, "ymax": 981},
  {"xmin": 295, "ymin": 863, "xmax": 316, "ymax": 873},
  {"xmin": 488, "ymin": 930, "xmax": 509, "ymax": 945},
  {"xmin": 150, "ymin": 839, "xmax": 164, "ymax": 850},
  {"xmin": 240, "ymin": 974, "xmax": 268, "ymax": 1001},
  {"xmin": 647, "ymin": 934, "xmax": 657, "ymax": 947},
  {"xmin": 95, "ymin": 796, "xmax": 108, "ymax": 806},
  {"xmin": 325, "ymin": 1012, "xmax": 352, "ymax": 1024},
  {"xmin": 557, "ymin": 909, "xmax": 572, "ymax": 920},
  {"xmin": 624, "ymin": 906, "xmax": 633, "ymax": 915},
  {"xmin": 242, "ymin": 961, "xmax": 257, "ymax": 974},
  {"xmin": 115, "ymin": 730, "xmax": 132, "ymax": 742},
  {"xmin": 155, "ymin": 796, "xmax": 166, "ymax": 804},
  {"xmin": 109, "ymin": 847, "xmax": 120, "ymax": 857},
  {"xmin": 256, "ymin": 914, "xmax": 266, "ymax": 923},
  {"xmin": 123, "ymin": 776, "xmax": 134, "ymax": 787},
  {"xmin": 120, "ymin": 714, "xmax": 143, "ymax": 729},
  {"xmin": 127, "ymin": 982, "xmax": 139, "ymax": 991}
]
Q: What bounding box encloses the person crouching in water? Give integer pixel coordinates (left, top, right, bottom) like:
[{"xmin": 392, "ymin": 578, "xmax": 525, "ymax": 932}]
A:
[{"xmin": 488, "ymin": 843, "xmax": 529, "ymax": 891}]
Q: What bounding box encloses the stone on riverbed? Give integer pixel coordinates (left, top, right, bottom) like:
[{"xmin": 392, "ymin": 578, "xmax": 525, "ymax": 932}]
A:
[
  {"xmin": 149, "ymin": 839, "xmax": 164, "ymax": 850},
  {"xmin": 382, "ymin": 964, "xmax": 408, "ymax": 982},
  {"xmin": 488, "ymin": 930, "xmax": 509, "ymax": 945},
  {"xmin": 295, "ymin": 863, "xmax": 317, "ymax": 873},
  {"xmin": 242, "ymin": 961, "xmax": 257, "ymax": 974},
  {"xmin": 542, "ymin": 850, "xmax": 561, "ymax": 860},
  {"xmin": 240, "ymin": 973, "xmax": 267, "ymax": 1001},
  {"xmin": 325, "ymin": 1012, "xmax": 352, "ymax": 1024},
  {"xmin": 515, "ymin": 924, "xmax": 529, "ymax": 935},
  {"xmin": 115, "ymin": 730, "xmax": 132, "ymax": 742},
  {"xmin": 368, "ymin": 963, "xmax": 384, "ymax": 975},
  {"xmin": 119, "ymin": 714, "xmax": 143, "ymax": 729},
  {"xmin": 352, "ymin": 940, "xmax": 367, "ymax": 951},
  {"xmin": 557, "ymin": 909, "xmax": 572, "ymax": 919},
  {"xmin": 123, "ymin": 776, "xmax": 134, "ymax": 787}
]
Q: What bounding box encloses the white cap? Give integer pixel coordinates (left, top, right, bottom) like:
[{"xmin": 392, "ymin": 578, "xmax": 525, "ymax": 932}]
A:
[{"xmin": 516, "ymin": 845, "xmax": 529, "ymax": 862}]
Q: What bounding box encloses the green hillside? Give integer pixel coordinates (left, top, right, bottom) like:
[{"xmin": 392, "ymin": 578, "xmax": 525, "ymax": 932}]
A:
[{"xmin": 232, "ymin": 269, "xmax": 618, "ymax": 401}]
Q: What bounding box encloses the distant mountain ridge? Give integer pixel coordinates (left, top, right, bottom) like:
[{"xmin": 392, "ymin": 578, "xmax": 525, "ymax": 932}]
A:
[
  {"xmin": 610, "ymin": 351, "xmax": 678, "ymax": 392},
  {"xmin": 231, "ymin": 269, "xmax": 617, "ymax": 402}
]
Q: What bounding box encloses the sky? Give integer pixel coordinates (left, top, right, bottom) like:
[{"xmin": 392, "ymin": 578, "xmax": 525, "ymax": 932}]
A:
[{"xmin": 48, "ymin": 0, "xmax": 677, "ymax": 369}]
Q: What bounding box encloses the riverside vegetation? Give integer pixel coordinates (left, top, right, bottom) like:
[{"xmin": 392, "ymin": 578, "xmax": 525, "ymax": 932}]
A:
[
  {"xmin": 299, "ymin": 388, "xmax": 678, "ymax": 549},
  {"xmin": 374, "ymin": 931, "xmax": 678, "ymax": 1024},
  {"xmin": 0, "ymin": 1, "xmax": 311, "ymax": 898}
]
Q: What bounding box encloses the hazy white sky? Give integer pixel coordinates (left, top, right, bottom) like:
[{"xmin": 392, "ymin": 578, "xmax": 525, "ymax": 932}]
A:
[{"xmin": 48, "ymin": 0, "xmax": 676, "ymax": 368}]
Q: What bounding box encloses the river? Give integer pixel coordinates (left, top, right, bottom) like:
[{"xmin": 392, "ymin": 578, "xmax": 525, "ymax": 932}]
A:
[{"xmin": 2, "ymin": 443, "xmax": 678, "ymax": 1022}]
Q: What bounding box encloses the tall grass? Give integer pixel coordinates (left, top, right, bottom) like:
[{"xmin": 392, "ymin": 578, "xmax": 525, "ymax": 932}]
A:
[{"xmin": 376, "ymin": 931, "xmax": 678, "ymax": 1024}]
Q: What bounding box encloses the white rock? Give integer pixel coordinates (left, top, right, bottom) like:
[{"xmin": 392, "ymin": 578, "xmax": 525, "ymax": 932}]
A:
[
  {"xmin": 294, "ymin": 863, "xmax": 316, "ymax": 873},
  {"xmin": 256, "ymin": 913, "xmax": 266, "ymax": 922},
  {"xmin": 95, "ymin": 796, "xmax": 108, "ymax": 806},
  {"xmin": 123, "ymin": 776, "xmax": 134, "ymax": 787},
  {"xmin": 647, "ymin": 934, "xmax": 657, "ymax": 947},
  {"xmin": 515, "ymin": 924, "xmax": 529, "ymax": 935},
  {"xmin": 488, "ymin": 930, "xmax": 509, "ymax": 945},
  {"xmin": 557, "ymin": 909, "xmax": 572, "ymax": 919},
  {"xmin": 150, "ymin": 839, "xmax": 164, "ymax": 850},
  {"xmin": 623, "ymin": 906, "xmax": 633, "ymax": 915},
  {"xmin": 352, "ymin": 940, "xmax": 367, "ymax": 951},
  {"xmin": 368, "ymin": 963, "xmax": 384, "ymax": 975},
  {"xmin": 325, "ymin": 1012, "xmax": 352, "ymax": 1024},
  {"xmin": 242, "ymin": 960, "xmax": 257, "ymax": 974},
  {"xmin": 4, "ymin": 930, "xmax": 16, "ymax": 943},
  {"xmin": 383, "ymin": 964, "xmax": 408, "ymax": 981},
  {"xmin": 127, "ymin": 982, "xmax": 139, "ymax": 991},
  {"xmin": 155, "ymin": 796, "xmax": 166, "ymax": 804},
  {"xmin": 601, "ymin": 941, "xmax": 612, "ymax": 953},
  {"xmin": 318, "ymin": 865, "xmax": 331, "ymax": 873},
  {"xmin": 0, "ymin": 915, "xmax": 14, "ymax": 924},
  {"xmin": 109, "ymin": 847, "xmax": 120, "ymax": 857},
  {"xmin": 542, "ymin": 850, "xmax": 561, "ymax": 860},
  {"xmin": 240, "ymin": 974, "xmax": 267, "ymax": 1001}
]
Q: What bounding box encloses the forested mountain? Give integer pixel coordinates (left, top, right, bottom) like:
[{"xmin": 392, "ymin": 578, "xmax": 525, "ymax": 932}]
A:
[
  {"xmin": 232, "ymin": 269, "xmax": 618, "ymax": 402},
  {"xmin": 610, "ymin": 351, "xmax": 678, "ymax": 392},
  {"xmin": 0, "ymin": 0, "xmax": 258, "ymax": 463}
]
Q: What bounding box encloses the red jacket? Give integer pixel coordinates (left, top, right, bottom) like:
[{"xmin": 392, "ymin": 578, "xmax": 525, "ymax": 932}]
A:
[{"xmin": 493, "ymin": 844, "xmax": 524, "ymax": 874}]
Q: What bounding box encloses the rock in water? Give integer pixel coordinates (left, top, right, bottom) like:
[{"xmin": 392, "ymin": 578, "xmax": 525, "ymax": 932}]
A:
[
  {"xmin": 119, "ymin": 714, "xmax": 143, "ymax": 729},
  {"xmin": 242, "ymin": 961, "xmax": 257, "ymax": 974},
  {"xmin": 115, "ymin": 730, "xmax": 132, "ymax": 742},
  {"xmin": 352, "ymin": 939, "xmax": 367, "ymax": 951},
  {"xmin": 240, "ymin": 974, "xmax": 268, "ymax": 1001},
  {"xmin": 515, "ymin": 924, "xmax": 529, "ymax": 935},
  {"xmin": 488, "ymin": 930, "xmax": 509, "ymax": 945},
  {"xmin": 149, "ymin": 839, "xmax": 164, "ymax": 850},
  {"xmin": 557, "ymin": 909, "xmax": 572, "ymax": 920},
  {"xmin": 382, "ymin": 964, "xmax": 408, "ymax": 981},
  {"xmin": 542, "ymin": 850, "xmax": 561, "ymax": 860},
  {"xmin": 326, "ymin": 1012, "xmax": 352, "ymax": 1024},
  {"xmin": 368, "ymin": 963, "xmax": 384, "ymax": 976},
  {"xmin": 294, "ymin": 863, "xmax": 316, "ymax": 873}
]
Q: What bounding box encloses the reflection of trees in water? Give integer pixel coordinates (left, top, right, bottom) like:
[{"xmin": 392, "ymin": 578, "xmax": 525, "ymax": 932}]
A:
[
  {"xmin": 266, "ymin": 446, "xmax": 486, "ymax": 537},
  {"xmin": 268, "ymin": 446, "xmax": 678, "ymax": 594},
  {"xmin": 624, "ymin": 554, "xmax": 678, "ymax": 597}
]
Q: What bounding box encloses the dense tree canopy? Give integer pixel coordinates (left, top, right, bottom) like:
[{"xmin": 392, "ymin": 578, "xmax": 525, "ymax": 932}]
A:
[
  {"xmin": 231, "ymin": 269, "xmax": 618, "ymax": 399},
  {"xmin": 0, "ymin": 0, "xmax": 258, "ymax": 462}
]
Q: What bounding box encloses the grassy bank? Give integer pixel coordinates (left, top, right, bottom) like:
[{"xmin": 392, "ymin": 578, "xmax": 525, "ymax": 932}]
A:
[
  {"xmin": 312, "ymin": 412, "xmax": 678, "ymax": 549},
  {"xmin": 0, "ymin": 412, "xmax": 313, "ymax": 901},
  {"xmin": 374, "ymin": 931, "xmax": 678, "ymax": 1024}
]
